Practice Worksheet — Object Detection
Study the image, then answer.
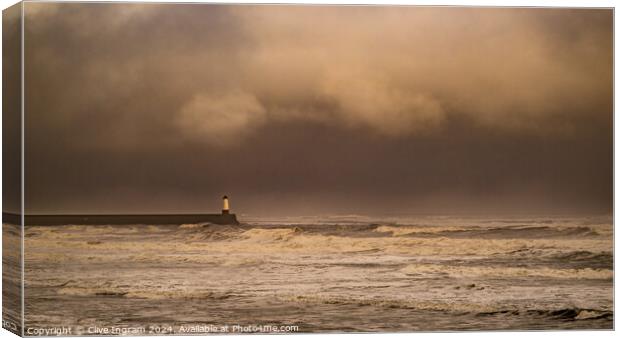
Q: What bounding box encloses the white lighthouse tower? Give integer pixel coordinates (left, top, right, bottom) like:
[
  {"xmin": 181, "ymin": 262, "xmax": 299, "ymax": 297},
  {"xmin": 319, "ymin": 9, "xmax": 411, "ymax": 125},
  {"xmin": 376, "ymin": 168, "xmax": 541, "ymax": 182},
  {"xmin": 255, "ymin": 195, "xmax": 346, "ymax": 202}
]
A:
[{"xmin": 222, "ymin": 195, "xmax": 230, "ymax": 214}]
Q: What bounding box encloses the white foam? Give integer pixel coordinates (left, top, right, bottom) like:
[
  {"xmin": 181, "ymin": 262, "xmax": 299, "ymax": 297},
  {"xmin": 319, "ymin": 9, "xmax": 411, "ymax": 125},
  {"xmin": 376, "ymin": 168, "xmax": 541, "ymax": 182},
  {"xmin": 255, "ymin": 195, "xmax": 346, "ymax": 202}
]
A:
[{"xmin": 400, "ymin": 264, "xmax": 612, "ymax": 280}]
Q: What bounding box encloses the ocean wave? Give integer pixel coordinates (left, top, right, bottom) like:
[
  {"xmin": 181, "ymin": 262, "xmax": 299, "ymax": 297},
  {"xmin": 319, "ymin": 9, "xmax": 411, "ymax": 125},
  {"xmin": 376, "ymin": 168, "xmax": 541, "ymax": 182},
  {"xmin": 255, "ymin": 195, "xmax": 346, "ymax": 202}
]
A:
[
  {"xmin": 241, "ymin": 227, "xmax": 302, "ymax": 241},
  {"xmin": 376, "ymin": 224, "xmax": 600, "ymax": 239},
  {"xmin": 178, "ymin": 223, "xmax": 212, "ymax": 229},
  {"xmin": 25, "ymin": 232, "xmax": 612, "ymax": 264},
  {"xmin": 23, "ymin": 221, "xmax": 612, "ymax": 266},
  {"xmin": 375, "ymin": 225, "xmax": 468, "ymax": 236},
  {"xmin": 400, "ymin": 264, "xmax": 612, "ymax": 280},
  {"xmin": 468, "ymin": 226, "xmax": 599, "ymax": 239},
  {"xmin": 18, "ymin": 217, "xmax": 613, "ymax": 331},
  {"xmin": 286, "ymin": 294, "xmax": 504, "ymax": 313},
  {"xmin": 478, "ymin": 308, "xmax": 612, "ymax": 321},
  {"xmin": 57, "ymin": 287, "xmax": 232, "ymax": 300},
  {"xmin": 285, "ymin": 294, "xmax": 612, "ymax": 320},
  {"xmin": 550, "ymin": 250, "xmax": 613, "ymax": 262}
]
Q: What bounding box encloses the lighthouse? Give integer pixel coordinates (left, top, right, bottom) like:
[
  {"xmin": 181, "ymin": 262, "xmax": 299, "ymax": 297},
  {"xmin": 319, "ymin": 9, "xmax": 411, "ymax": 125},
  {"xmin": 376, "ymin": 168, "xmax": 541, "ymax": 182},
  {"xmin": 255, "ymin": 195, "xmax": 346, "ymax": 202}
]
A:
[{"xmin": 222, "ymin": 195, "xmax": 230, "ymax": 214}]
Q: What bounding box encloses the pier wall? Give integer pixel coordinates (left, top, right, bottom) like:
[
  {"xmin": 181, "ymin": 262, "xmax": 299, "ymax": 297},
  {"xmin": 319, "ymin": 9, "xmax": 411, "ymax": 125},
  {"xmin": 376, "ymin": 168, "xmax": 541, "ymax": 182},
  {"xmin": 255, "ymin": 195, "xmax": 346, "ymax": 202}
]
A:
[{"xmin": 2, "ymin": 213, "xmax": 239, "ymax": 226}]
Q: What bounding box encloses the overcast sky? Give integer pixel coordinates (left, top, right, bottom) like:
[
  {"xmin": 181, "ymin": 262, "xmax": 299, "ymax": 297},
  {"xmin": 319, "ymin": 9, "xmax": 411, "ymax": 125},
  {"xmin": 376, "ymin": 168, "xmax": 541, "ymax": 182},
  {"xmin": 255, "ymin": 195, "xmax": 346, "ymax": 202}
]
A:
[{"xmin": 19, "ymin": 3, "xmax": 612, "ymax": 215}]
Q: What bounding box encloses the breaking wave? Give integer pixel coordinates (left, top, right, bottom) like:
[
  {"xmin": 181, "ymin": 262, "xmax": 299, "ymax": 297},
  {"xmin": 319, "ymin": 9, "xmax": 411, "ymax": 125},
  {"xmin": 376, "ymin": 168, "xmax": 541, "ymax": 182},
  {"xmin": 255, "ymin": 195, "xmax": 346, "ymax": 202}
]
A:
[
  {"xmin": 20, "ymin": 215, "xmax": 613, "ymax": 330},
  {"xmin": 57, "ymin": 286, "xmax": 233, "ymax": 300},
  {"xmin": 375, "ymin": 224, "xmax": 600, "ymax": 239},
  {"xmin": 286, "ymin": 294, "xmax": 612, "ymax": 321},
  {"xmin": 399, "ymin": 264, "xmax": 612, "ymax": 280}
]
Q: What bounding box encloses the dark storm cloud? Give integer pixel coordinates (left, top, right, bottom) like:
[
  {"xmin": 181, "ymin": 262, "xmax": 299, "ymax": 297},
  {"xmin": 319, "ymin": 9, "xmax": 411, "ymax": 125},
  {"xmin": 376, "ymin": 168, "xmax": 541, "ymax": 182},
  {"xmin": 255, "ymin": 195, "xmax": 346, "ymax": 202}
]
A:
[{"xmin": 22, "ymin": 3, "xmax": 612, "ymax": 215}]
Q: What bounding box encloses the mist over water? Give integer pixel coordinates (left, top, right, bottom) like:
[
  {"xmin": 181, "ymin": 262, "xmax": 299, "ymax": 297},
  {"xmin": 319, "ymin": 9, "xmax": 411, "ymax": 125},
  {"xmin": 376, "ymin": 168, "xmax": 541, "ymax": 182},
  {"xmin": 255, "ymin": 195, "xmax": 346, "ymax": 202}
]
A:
[{"xmin": 17, "ymin": 215, "xmax": 613, "ymax": 333}]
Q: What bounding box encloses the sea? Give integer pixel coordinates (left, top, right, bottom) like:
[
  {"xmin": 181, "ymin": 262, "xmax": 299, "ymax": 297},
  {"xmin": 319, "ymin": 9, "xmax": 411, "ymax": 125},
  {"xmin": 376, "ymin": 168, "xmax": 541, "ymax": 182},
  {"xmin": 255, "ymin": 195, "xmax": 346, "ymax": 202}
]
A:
[{"xmin": 3, "ymin": 215, "xmax": 614, "ymax": 334}]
